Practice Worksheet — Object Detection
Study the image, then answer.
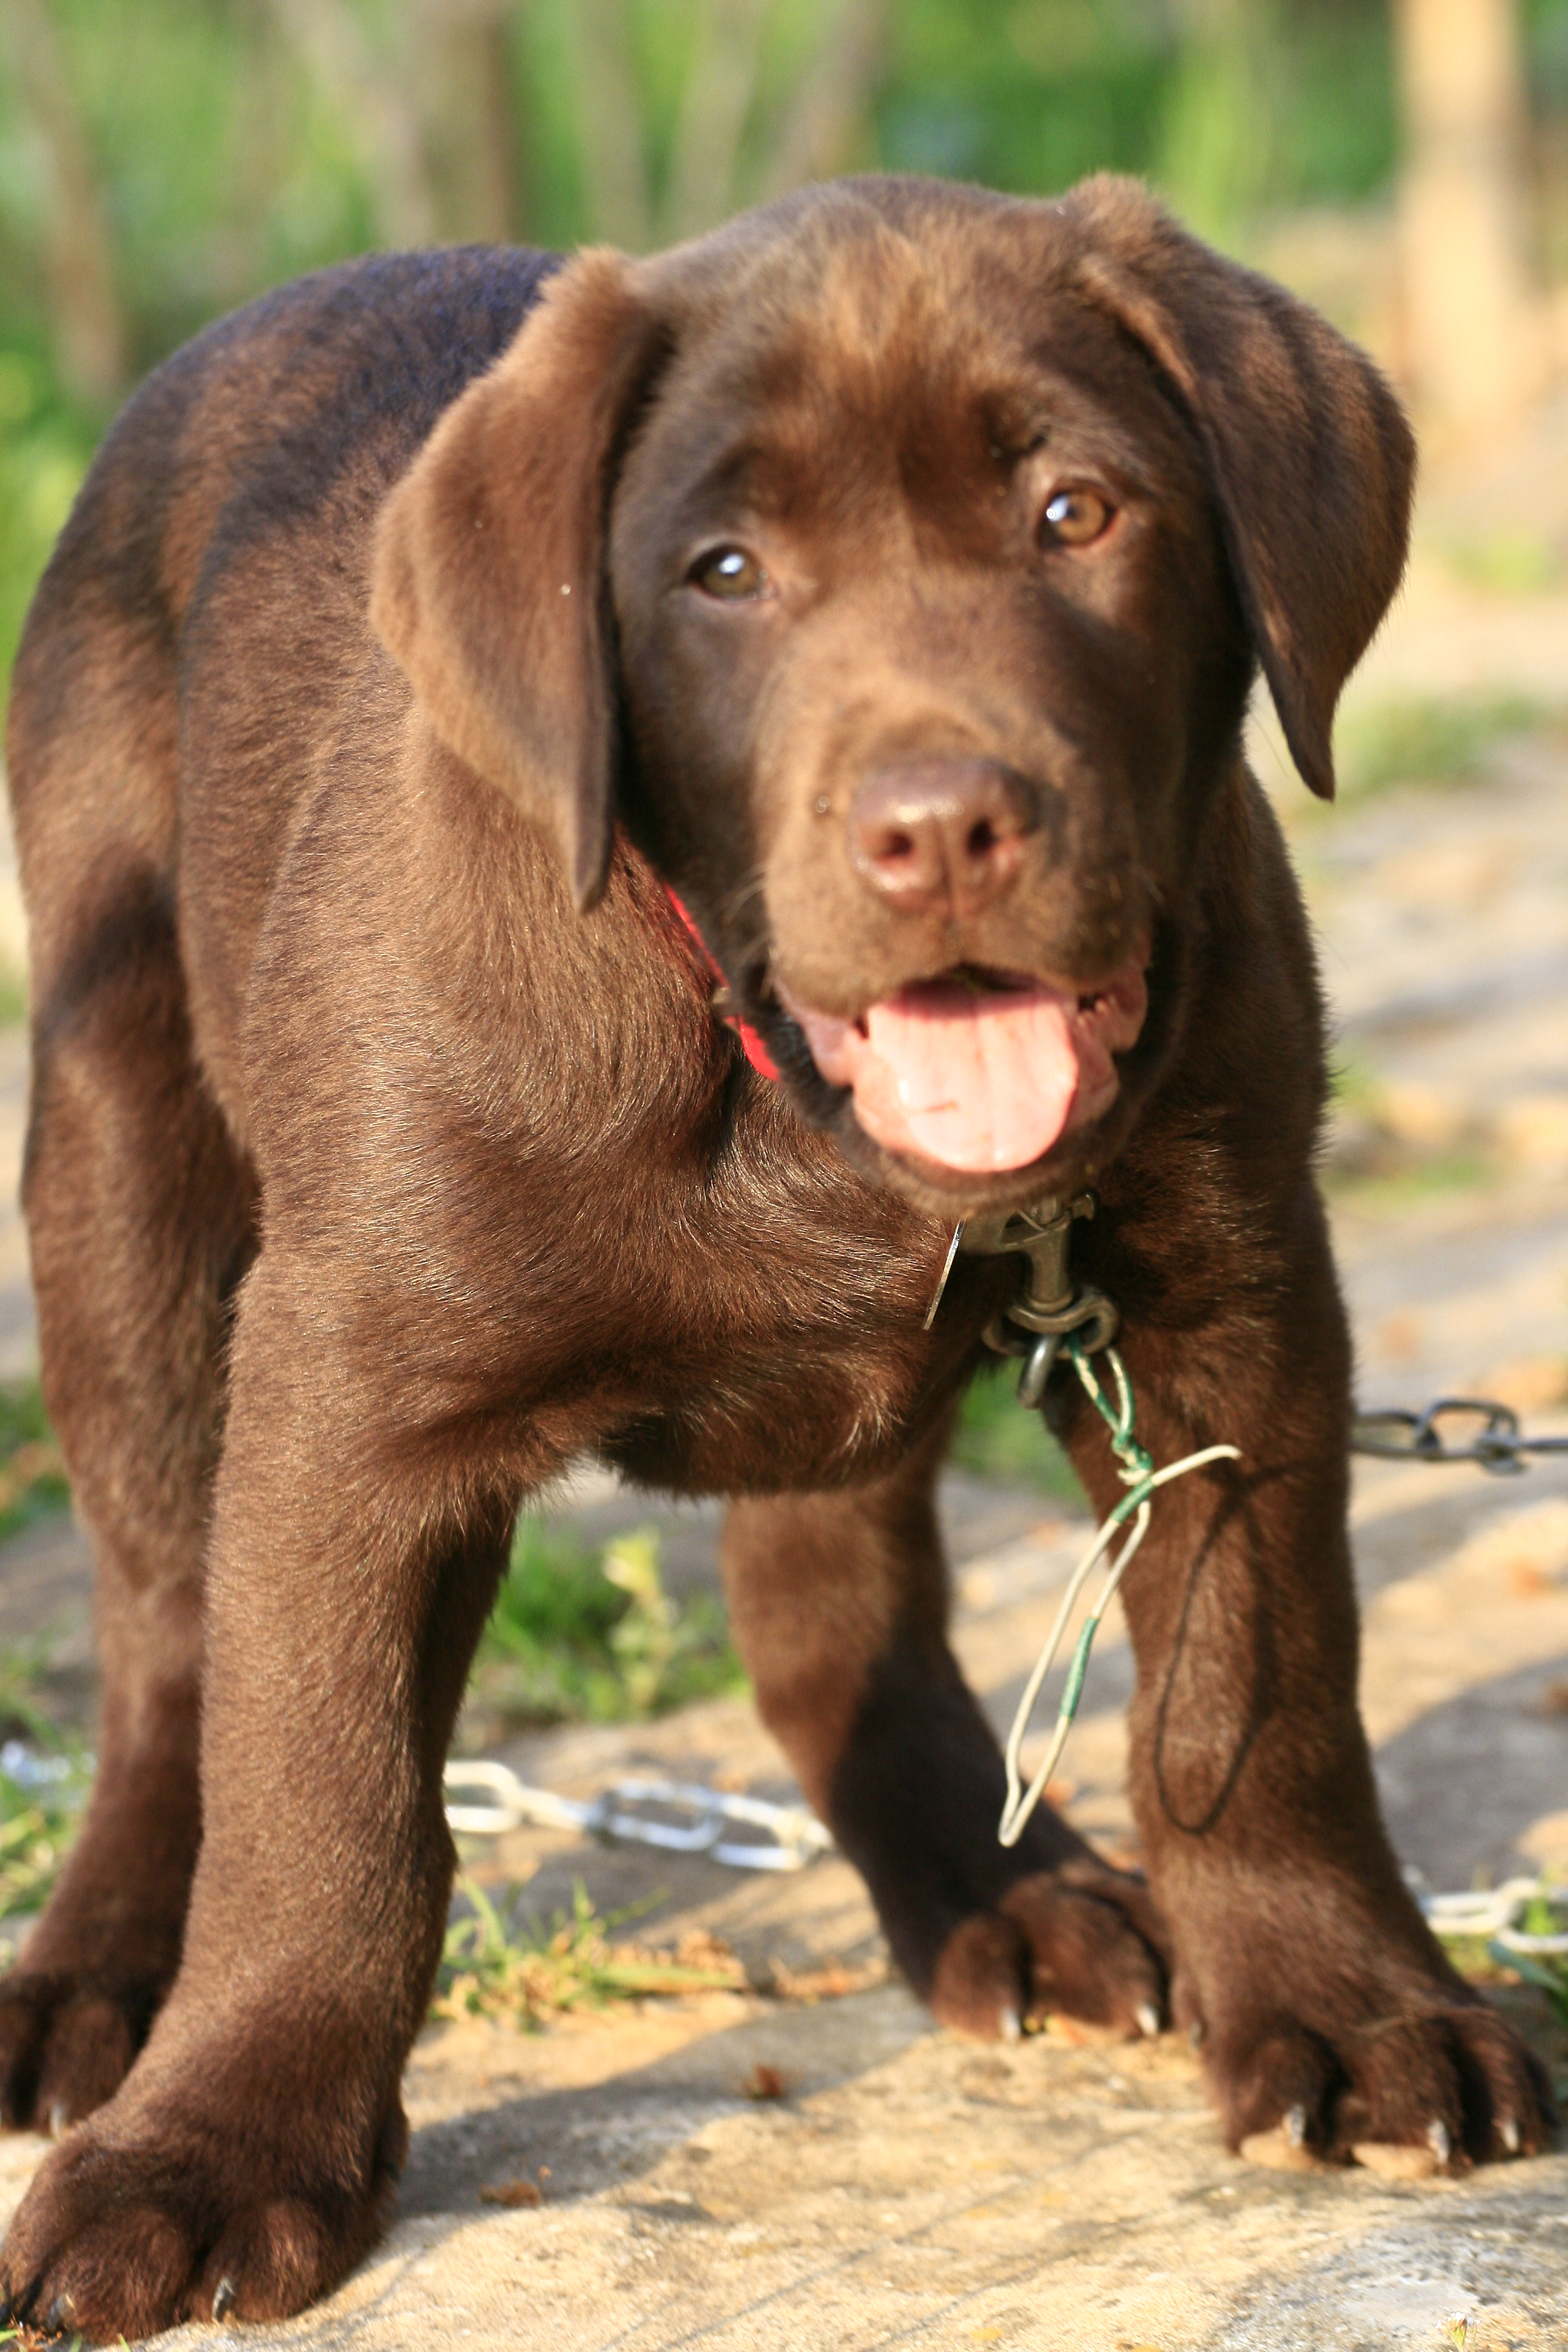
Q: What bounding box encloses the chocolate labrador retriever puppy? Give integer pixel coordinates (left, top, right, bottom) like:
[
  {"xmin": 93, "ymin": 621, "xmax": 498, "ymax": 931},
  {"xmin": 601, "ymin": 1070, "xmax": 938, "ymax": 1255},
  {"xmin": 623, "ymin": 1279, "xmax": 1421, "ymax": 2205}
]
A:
[{"xmin": 1, "ymin": 172, "xmax": 1553, "ymax": 2336}]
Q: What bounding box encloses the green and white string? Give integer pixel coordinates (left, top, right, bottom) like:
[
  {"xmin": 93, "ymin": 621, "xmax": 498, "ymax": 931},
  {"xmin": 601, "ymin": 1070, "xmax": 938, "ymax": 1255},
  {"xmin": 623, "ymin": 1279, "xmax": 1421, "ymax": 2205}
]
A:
[{"xmin": 998, "ymin": 1337, "xmax": 1241, "ymax": 1848}]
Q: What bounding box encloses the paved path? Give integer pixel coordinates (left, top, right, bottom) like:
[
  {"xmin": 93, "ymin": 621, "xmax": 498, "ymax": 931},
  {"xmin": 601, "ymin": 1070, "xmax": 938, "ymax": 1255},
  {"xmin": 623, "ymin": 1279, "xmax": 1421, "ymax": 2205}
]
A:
[{"xmin": 0, "ymin": 585, "xmax": 1565, "ymax": 2345}]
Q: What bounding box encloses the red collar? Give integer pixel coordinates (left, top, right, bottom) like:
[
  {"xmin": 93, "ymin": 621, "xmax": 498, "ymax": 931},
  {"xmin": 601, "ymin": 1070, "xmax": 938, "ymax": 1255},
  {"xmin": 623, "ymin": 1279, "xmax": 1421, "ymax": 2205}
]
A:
[{"xmin": 662, "ymin": 886, "xmax": 782, "ymax": 1082}]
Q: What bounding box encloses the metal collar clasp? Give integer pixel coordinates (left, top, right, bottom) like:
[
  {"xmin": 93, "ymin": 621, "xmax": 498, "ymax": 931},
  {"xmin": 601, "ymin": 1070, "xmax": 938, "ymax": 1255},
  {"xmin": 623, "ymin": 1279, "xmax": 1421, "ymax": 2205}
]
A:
[{"xmin": 962, "ymin": 1193, "xmax": 1120, "ymax": 1408}]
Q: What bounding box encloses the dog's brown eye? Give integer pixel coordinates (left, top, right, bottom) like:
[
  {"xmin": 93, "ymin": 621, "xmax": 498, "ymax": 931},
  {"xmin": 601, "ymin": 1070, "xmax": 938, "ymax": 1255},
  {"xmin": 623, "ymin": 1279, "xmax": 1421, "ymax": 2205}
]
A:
[
  {"xmin": 1042, "ymin": 488, "xmax": 1112, "ymax": 547},
  {"xmin": 691, "ymin": 546, "xmax": 769, "ymax": 601}
]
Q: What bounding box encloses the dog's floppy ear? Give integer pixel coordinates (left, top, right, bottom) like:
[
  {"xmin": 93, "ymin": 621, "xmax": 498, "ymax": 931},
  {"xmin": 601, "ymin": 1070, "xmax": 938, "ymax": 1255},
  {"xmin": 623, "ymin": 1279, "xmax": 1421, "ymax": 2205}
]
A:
[
  {"xmin": 1060, "ymin": 176, "xmax": 1414, "ymax": 800},
  {"xmin": 371, "ymin": 250, "xmax": 667, "ymax": 907}
]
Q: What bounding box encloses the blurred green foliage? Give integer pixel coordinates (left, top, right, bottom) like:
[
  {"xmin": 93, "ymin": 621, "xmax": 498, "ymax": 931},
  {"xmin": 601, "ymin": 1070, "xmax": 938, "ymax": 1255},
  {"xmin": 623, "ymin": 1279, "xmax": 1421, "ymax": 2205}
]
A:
[
  {"xmin": 0, "ymin": 1377, "xmax": 68, "ymax": 1546},
  {"xmin": 952, "ymin": 1357, "xmax": 1085, "ymax": 1498},
  {"xmin": 877, "ymin": 1, "xmax": 1400, "ymax": 229},
  {"xmin": 0, "ymin": 3, "xmax": 1411, "ymax": 358},
  {"xmin": 1335, "ymin": 691, "xmax": 1560, "ymax": 800},
  {"xmin": 1, "ymin": 0, "xmax": 1566, "ymax": 694},
  {"xmin": 0, "ymin": 343, "xmax": 95, "ymax": 724},
  {"xmin": 0, "ymin": 1740, "xmax": 86, "ymax": 1924},
  {"xmin": 468, "ymin": 1516, "xmax": 744, "ymax": 1726}
]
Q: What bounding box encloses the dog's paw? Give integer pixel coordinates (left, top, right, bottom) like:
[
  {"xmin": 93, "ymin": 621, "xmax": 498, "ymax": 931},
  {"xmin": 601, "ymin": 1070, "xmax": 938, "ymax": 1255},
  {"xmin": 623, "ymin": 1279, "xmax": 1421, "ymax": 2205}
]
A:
[
  {"xmin": 1194, "ymin": 1983, "xmax": 1557, "ymax": 2171},
  {"xmin": 927, "ymin": 1862, "xmax": 1169, "ymax": 2041},
  {"xmin": 0, "ymin": 1971, "xmax": 160, "ymax": 2135},
  {"xmin": 0, "ymin": 2096, "xmax": 404, "ymax": 2341}
]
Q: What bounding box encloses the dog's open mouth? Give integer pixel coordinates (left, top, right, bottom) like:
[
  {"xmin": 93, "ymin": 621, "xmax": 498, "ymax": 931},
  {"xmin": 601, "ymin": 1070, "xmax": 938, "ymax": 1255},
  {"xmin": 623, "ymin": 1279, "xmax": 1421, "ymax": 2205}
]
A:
[{"xmin": 776, "ymin": 955, "xmax": 1149, "ymax": 1174}]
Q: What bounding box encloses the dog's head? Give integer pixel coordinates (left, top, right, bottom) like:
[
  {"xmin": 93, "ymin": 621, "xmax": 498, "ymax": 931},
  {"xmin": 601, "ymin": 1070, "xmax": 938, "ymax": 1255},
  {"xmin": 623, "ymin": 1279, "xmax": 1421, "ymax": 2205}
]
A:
[{"xmin": 372, "ymin": 177, "xmax": 1412, "ymax": 1215}]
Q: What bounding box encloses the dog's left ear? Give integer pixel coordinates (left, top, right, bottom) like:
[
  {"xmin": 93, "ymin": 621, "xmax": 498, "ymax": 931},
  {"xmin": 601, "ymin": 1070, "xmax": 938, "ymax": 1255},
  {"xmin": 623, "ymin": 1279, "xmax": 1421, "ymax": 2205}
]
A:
[
  {"xmin": 371, "ymin": 250, "xmax": 667, "ymax": 908},
  {"xmin": 1060, "ymin": 176, "xmax": 1414, "ymax": 800}
]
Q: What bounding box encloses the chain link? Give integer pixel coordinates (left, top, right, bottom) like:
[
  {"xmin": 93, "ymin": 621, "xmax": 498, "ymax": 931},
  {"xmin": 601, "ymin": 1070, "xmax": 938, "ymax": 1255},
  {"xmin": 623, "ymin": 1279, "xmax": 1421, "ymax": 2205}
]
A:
[
  {"xmin": 443, "ymin": 1760, "xmax": 833, "ymax": 1872},
  {"xmin": 1419, "ymin": 1877, "xmax": 1568, "ymax": 1957},
  {"xmin": 1352, "ymin": 1397, "xmax": 1568, "ymax": 1476}
]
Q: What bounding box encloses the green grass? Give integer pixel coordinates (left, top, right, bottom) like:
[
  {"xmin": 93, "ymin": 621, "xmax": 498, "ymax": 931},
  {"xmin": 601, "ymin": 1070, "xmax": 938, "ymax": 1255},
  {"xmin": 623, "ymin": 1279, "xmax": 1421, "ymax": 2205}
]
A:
[
  {"xmin": 433, "ymin": 1875, "xmax": 746, "ymax": 2029},
  {"xmin": 1334, "ymin": 693, "xmax": 1556, "ymax": 803},
  {"xmin": 950, "ymin": 1361, "xmax": 1084, "ymax": 1502},
  {"xmin": 1497, "ymin": 1889, "xmax": 1568, "ymax": 2036},
  {"xmin": 0, "ymin": 1385, "xmax": 83, "ymax": 1923},
  {"xmin": 0, "ymin": 1731, "xmax": 87, "ymax": 1925},
  {"xmin": 1420, "ymin": 1892, "xmax": 1568, "ymax": 2106},
  {"xmin": 0, "ymin": 1381, "xmax": 68, "ymax": 1546},
  {"xmin": 469, "ymin": 1518, "xmax": 744, "ymax": 1728},
  {"xmin": 0, "ymin": 1639, "xmax": 62, "ymax": 1745}
]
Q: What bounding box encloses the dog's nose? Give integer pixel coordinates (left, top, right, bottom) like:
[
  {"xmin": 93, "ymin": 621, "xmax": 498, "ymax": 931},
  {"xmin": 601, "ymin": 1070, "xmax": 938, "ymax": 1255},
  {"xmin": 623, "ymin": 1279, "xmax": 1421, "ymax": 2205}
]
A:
[{"xmin": 847, "ymin": 760, "xmax": 1033, "ymax": 916}]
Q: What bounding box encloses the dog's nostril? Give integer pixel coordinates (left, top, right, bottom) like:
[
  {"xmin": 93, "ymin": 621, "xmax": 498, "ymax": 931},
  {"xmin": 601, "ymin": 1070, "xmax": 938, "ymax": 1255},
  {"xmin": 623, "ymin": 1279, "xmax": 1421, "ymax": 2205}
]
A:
[{"xmin": 848, "ymin": 759, "xmax": 1036, "ymax": 912}]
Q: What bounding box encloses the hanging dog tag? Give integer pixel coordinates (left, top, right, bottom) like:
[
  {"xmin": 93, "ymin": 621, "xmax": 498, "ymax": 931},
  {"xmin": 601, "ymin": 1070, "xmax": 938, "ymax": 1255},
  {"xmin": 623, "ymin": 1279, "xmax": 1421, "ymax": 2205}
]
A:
[{"xmin": 923, "ymin": 1221, "xmax": 966, "ymax": 1330}]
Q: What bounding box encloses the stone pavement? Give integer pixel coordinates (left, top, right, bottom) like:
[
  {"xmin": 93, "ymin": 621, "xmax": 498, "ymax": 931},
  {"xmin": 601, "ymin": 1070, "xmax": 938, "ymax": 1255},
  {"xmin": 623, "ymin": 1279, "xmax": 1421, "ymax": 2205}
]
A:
[{"xmin": 0, "ymin": 593, "xmax": 1564, "ymax": 2345}]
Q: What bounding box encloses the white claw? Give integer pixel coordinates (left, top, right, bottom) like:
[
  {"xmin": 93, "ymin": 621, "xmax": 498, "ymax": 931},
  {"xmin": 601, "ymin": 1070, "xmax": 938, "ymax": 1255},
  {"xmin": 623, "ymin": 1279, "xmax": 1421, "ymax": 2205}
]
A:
[
  {"xmin": 47, "ymin": 2099, "xmax": 67, "ymax": 2140},
  {"xmin": 999, "ymin": 2006, "xmax": 1022, "ymax": 2043},
  {"xmin": 213, "ymin": 2276, "xmax": 238, "ymax": 2323},
  {"xmin": 1500, "ymin": 2116, "xmax": 1520, "ymax": 2155},
  {"xmin": 1285, "ymin": 2104, "xmax": 1308, "ymax": 2149},
  {"xmin": 1189, "ymin": 2019, "xmax": 1205, "ymax": 2049},
  {"xmin": 1427, "ymin": 2119, "xmax": 1452, "ymax": 2166},
  {"xmin": 1135, "ymin": 2002, "xmax": 1160, "ymax": 2040}
]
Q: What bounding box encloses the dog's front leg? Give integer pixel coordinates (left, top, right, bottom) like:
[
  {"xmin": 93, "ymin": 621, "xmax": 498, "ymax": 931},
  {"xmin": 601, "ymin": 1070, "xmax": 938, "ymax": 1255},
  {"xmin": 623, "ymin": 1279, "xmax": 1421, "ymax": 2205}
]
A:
[
  {"xmin": 1066, "ymin": 1174, "xmax": 1557, "ymax": 2167},
  {"xmin": 722, "ymin": 1421, "xmax": 1169, "ymax": 2042},
  {"xmin": 0, "ymin": 1259, "xmax": 514, "ymax": 2342}
]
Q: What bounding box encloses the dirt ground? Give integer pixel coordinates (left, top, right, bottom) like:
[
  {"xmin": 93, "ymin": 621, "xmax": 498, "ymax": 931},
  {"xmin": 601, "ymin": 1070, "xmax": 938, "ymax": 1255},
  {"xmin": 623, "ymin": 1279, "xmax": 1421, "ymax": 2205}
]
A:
[{"xmin": 0, "ymin": 523, "xmax": 1564, "ymax": 2345}]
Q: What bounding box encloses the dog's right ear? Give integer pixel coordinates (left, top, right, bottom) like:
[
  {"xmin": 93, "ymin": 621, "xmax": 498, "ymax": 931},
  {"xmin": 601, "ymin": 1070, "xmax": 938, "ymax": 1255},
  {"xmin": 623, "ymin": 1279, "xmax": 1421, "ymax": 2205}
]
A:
[{"xmin": 370, "ymin": 251, "xmax": 667, "ymax": 910}]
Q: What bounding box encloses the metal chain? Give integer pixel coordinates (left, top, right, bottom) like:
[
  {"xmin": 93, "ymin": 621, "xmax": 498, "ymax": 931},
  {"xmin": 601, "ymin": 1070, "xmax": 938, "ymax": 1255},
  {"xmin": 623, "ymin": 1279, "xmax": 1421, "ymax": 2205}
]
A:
[
  {"xmin": 1419, "ymin": 1877, "xmax": 1568, "ymax": 1958},
  {"xmin": 1352, "ymin": 1397, "xmax": 1568, "ymax": 1476},
  {"xmin": 443, "ymin": 1759, "xmax": 833, "ymax": 1872}
]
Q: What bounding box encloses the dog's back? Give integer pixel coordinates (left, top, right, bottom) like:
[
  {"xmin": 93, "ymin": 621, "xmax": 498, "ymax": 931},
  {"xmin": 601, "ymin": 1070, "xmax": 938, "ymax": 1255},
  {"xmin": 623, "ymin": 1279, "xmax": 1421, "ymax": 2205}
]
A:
[{"xmin": 7, "ymin": 249, "xmax": 553, "ymax": 1074}]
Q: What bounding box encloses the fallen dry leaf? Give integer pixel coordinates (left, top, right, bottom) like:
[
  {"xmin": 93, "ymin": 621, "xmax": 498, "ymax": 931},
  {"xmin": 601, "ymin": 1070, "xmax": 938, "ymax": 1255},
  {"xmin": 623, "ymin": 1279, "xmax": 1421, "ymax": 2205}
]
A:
[
  {"xmin": 1509, "ymin": 1559, "xmax": 1556, "ymax": 1597},
  {"xmin": 769, "ymin": 1954, "xmax": 887, "ymax": 2003},
  {"xmin": 480, "ymin": 2175, "xmax": 543, "ymax": 2207},
  {"xmin": 743, "ymin": 2062, "xmax": 786, "ymax": 2100}
]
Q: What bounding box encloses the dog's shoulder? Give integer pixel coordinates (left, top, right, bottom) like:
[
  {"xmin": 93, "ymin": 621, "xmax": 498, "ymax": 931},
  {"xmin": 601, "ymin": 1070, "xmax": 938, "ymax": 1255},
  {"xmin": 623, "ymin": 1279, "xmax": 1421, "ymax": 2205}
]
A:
[{"xmin": 16, "ymin": 248, "xmax": 563, "ymax": 716}]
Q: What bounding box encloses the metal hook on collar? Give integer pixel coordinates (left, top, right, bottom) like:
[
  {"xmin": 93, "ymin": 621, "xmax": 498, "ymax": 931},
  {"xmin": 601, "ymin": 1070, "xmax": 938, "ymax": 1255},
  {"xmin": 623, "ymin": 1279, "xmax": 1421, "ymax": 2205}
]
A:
[
  {"xmin": 1011, "ymin": 1302, "xmax": 1121, "ymax": 1410},
  {"xmin": 960, "ymin": 1193, "xmax": 1120, "ymax": 1405}
]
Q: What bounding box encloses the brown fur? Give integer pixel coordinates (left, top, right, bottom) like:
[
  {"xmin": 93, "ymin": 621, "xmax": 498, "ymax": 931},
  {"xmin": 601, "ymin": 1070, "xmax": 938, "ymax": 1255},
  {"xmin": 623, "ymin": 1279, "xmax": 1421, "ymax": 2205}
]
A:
[{"xmin": 0, "ymin": 179, "xmax": 1552, "ymax": 2339}]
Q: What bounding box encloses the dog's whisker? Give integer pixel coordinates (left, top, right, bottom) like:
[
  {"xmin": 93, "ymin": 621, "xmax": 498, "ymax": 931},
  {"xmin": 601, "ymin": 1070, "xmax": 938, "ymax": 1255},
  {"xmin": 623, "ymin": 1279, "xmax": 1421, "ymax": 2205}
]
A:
[{"xmin": 714, "ymin": 871, "xmax": 766, "ymax": 929}]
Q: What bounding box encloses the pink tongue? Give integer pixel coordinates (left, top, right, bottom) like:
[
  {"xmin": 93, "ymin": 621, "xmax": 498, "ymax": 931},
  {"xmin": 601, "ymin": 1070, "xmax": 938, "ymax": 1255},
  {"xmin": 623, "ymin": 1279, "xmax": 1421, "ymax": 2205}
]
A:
[{"xmin": 784, "ymin": 972, "xmax": 1145, "ymax": 1174}]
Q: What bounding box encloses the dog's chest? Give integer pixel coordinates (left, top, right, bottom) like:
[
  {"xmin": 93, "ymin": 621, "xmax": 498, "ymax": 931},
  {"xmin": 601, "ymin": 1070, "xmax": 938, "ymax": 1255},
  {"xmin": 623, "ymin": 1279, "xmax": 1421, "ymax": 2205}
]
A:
[{"xmin": 508, "ymin": 1128, "xmax": 985, "ymax": 1495}]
